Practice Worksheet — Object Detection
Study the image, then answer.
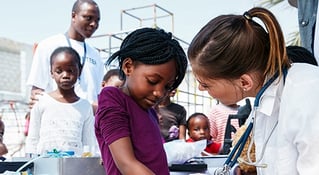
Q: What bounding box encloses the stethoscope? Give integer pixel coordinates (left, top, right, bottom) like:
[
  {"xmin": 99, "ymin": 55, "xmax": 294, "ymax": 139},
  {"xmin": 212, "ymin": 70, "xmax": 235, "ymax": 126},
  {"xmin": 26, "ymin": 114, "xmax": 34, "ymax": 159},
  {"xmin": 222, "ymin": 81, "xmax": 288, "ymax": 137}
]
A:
[
  {"xmin": 64, "ymin": 33, "xmax": 87, "ymax": 81},
  {"xmin": 214, "ymin": 68, "xmax": 288, "ymax": 175}
]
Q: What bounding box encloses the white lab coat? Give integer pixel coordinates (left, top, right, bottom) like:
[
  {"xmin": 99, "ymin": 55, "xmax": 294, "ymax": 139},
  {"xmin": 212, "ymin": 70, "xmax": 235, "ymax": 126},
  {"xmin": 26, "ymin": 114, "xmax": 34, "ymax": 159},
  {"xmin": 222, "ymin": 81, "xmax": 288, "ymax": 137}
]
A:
[{"xmin": 249, "ymin": 63, "xmax": 319, "ymax": 175}]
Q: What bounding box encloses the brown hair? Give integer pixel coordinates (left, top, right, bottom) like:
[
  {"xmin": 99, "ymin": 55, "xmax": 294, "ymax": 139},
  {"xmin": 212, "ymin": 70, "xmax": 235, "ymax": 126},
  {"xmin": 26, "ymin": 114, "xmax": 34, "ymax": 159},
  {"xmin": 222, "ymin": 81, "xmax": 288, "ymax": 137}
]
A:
[{"xmin": 188, "ymin": 7, "xmax": 290, "ymax": 83}]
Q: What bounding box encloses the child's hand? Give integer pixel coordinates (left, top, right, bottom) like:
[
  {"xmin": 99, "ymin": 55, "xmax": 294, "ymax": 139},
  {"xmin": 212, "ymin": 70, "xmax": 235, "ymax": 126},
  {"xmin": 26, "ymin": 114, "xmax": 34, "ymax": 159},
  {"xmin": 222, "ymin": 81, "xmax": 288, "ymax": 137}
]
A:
[{"xmin": 168, "ymin": 125, "xmax": 179, "ymax": 139}]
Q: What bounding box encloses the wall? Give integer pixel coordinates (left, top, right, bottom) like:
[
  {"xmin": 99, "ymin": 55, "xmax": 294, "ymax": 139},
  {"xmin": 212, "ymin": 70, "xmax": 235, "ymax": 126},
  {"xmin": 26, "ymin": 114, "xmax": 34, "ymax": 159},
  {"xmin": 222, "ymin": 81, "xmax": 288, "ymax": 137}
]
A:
[{"xmin": 0, "ymin": 37, "xmax": 33, "ymax": 158}]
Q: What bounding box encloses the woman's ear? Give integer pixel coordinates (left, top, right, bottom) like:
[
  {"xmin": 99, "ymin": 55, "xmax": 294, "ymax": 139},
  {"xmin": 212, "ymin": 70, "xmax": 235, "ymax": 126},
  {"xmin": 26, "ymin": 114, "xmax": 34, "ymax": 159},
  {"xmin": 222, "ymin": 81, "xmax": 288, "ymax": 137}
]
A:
[
  {"xmin": 121, "ymin": 58, "xmax": 134, "ymax": 76},
  {"xmin": 239, "ymin": 73, "xmax": 254, "ymax": 92}
]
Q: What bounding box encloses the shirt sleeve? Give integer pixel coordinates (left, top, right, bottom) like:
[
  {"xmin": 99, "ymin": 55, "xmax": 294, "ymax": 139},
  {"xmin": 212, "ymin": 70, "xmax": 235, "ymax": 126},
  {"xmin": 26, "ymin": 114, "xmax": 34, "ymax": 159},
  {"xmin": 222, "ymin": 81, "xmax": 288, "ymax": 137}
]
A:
[
  {"xmin": 82, "ymin": 103, "xmax": 97, "ymax": 152},
  {"xmin": 96, "ymin": 88, "xmax": 130, "ymax": 145},
  {"xmin": 26, "ymin": 42, "xmax": 51, "ymax": 89}
]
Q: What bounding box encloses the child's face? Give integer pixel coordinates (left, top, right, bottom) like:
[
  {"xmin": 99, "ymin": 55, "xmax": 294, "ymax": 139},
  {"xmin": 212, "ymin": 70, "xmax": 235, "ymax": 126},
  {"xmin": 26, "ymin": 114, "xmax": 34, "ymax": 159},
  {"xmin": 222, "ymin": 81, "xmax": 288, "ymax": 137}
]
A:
[
  {"xmin": 188, "ymin": 115, "xmax": 211, "ymax": 141},
  {"xmin": 122, "ymin": 58, "xmax": 177, "ymax": 110},
  {"xmin": 51, "ymin": 52, "xmax": 80, "ymax": 90},
  {"xmin": 194, "ymin": 73, "xmax": 243, "ymax": 106}
]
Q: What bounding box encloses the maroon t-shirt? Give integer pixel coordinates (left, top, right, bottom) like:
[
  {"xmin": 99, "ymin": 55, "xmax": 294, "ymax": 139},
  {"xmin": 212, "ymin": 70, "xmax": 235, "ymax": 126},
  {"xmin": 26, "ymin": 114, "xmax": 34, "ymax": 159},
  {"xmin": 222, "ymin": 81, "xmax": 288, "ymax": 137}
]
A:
[{"xmin": 95, "ymin": 87, "xmax": 169, "ymax": 175}]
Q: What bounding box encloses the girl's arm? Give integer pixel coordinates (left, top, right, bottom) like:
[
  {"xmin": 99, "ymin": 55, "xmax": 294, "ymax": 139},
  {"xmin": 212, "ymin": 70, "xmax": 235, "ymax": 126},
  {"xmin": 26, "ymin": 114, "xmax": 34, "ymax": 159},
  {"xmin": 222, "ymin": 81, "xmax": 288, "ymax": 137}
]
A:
[
  {"xmin": 109, "ymin": 137, "xmax": 155, "ymax": 175},
  {"xmin": 179, "ymin": 106, "xmax": 187, "ymax": 140},
  {"xmin": 178, "ymin": 125, "xmax": 186, "ymax": 140},
  {"xmin": 25, "ymin": 104, "xmax": 41, "ymax": 154}
]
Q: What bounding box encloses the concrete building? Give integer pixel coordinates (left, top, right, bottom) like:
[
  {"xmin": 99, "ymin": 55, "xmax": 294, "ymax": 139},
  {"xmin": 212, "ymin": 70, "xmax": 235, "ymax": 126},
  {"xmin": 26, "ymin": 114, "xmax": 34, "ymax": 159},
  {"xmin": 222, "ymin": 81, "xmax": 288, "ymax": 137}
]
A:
[{"xmin": 0, "ymin": 37, "xmax": 33, "ymax": 157}]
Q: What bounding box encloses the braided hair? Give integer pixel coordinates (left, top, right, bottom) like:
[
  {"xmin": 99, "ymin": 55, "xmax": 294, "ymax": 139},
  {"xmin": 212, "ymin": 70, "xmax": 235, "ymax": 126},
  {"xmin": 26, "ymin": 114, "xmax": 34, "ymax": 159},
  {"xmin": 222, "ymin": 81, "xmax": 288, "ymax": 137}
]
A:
[{"xmin": 107, "ymin": 27, "xmax": 188, "ymax": 90}]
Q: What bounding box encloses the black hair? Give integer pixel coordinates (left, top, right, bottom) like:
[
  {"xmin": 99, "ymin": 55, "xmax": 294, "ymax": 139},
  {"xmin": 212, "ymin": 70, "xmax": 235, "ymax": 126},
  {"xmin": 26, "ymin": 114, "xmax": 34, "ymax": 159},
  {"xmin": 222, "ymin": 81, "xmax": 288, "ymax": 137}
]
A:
[
  {"xmin": 50, "ymin": 46, "xmax": 82, "ymax": 74},
  {"xmin": 287, "ymin": 45, "xmax": 318, "ymax": 66},
  {"xmin": 72, "ymin": 0, "xmax": 98, "ymax": 13},
  {"xmin": 186, "ymin": 112, "xmax": 208, "ymax": 130},
  {"xmin": 106, "ymin": 27, "xmax": 188, "ymax": 91},
  {"xmin": 103, "ymin": 69, "xmax": 120, "ymax": 82}
]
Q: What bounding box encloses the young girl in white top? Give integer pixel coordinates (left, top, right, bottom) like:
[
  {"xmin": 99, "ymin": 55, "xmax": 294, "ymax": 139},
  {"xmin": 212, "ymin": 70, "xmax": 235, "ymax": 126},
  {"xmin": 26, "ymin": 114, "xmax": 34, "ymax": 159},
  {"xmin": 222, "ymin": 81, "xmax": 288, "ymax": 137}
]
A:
[{"xmin": 26, "ymin": 47, "xmax": 96, "ymax": 156}]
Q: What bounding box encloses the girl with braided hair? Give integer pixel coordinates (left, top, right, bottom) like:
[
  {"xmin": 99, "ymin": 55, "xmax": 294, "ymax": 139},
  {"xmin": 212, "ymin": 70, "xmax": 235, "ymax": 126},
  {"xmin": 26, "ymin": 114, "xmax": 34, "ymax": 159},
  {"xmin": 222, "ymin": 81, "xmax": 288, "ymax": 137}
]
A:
[
  {"xmin": 95, "ymin": 27, "xmax": 188, "ymax": 175},
  {"xmin": 188, "ymin": 7, "xmax": 319, "ymax": 175}
]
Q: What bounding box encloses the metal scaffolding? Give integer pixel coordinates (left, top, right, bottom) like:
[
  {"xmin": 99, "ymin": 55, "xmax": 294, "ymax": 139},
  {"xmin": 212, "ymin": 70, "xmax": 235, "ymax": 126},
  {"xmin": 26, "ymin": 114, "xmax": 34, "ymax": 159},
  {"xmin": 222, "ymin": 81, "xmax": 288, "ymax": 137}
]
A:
[{"xmin": 88, "ymin": 4, "xmax": 215, "ymax": 116}]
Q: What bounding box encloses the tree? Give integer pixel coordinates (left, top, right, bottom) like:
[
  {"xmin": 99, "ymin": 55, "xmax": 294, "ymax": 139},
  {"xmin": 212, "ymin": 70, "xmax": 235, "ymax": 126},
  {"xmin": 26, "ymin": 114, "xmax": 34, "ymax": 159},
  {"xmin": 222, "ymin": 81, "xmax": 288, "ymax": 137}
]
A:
[{"xmin": 259, "ymin": 0, "xmax": 300, "ymax": 46}]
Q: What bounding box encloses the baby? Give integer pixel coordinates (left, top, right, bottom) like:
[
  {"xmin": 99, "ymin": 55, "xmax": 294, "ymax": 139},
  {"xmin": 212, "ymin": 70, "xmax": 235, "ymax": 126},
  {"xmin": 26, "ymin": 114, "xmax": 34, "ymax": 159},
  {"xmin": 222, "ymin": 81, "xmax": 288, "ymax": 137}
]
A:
[{"xmin": 186, "ymin": 112, "xmax": 222, "ymax": 155}]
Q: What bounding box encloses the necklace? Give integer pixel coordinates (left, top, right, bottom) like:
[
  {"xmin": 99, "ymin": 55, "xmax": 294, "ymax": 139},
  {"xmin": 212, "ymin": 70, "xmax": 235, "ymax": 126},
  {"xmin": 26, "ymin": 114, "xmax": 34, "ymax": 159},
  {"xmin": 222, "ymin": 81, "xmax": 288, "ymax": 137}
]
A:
[{"xmin": 64, "ymin": 33, "xmax": 87, "ymax": 68}]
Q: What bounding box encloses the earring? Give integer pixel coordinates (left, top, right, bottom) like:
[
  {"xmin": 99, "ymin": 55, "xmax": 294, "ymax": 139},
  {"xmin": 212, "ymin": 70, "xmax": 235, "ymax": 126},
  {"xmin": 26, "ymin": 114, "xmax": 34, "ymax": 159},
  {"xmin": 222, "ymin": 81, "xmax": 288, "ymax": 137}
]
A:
[{"xmin": 243, "ymin": 88, "xmax": 247, "ymax": 92}]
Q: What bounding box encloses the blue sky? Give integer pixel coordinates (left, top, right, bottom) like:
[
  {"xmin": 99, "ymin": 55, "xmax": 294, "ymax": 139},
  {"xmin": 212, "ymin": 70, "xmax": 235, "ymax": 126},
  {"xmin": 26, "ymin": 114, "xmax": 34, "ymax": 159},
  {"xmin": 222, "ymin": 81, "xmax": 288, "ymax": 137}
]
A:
[{"xmin": 1, "ymin": 0, "xmax": 298, "ymax": 48}]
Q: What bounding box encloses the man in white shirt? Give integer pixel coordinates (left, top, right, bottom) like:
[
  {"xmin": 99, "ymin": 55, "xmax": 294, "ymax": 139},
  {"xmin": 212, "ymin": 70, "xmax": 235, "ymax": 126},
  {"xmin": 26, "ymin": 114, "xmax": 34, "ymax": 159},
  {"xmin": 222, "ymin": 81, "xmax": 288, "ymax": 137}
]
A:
[{"xmin": 27, "ymin": 0, "xmax": 104, "ymax": 112}]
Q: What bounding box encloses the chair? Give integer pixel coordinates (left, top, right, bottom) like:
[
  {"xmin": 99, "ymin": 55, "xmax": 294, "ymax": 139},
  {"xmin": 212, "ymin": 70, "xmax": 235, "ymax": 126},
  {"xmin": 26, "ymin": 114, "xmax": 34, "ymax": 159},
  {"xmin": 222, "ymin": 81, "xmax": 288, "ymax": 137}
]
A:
[{"xmin": 220, "ymin": 99, "xmax": 252, "ymax": 155}]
